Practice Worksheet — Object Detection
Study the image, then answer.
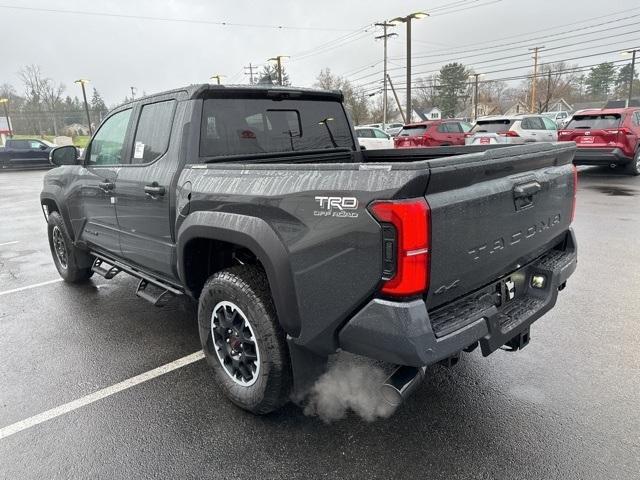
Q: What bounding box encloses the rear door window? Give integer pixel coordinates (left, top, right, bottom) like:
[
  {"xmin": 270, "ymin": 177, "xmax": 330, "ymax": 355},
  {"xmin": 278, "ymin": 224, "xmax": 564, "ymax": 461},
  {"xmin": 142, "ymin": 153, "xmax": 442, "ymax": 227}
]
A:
[
  {"xmin": 200, "ymin": 98, "xmax": 354, "ymax": 158},
  {"xmin": 398, "ymin": 125, "xmax": 428, "ymax": 136},
  {"xmin": 373, "ymin": 129, "xmax": 389, "ymax": 139},
  {"xmin": 356, "ymin": 129, "xmax": 374, "ymax": 138},
  {"xmin": 566, "ymin": 114, "xmax": 621, "ymax": 130},
  {"xmin": 10, "ymin": 140, "xmax": 28, "ymax": 149},
  {"xmin": 521, "ymin": 117, "xmax": 545, "ymax": 130},
  {"xmin": 470, "ymin": 119, "xmax": 514, "ymax": 133},
  {"xmin": 131, "ymin": 100, "xmax": 176, "ymax": 164},
  {"xmin": 542, "ymin": 117, "xmax": 557, "ymax": 130}
]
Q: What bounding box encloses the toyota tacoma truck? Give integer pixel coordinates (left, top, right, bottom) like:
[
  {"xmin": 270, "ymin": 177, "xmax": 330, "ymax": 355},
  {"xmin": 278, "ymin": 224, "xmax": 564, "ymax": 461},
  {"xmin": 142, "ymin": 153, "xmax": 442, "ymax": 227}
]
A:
[{"xmin": 41, "ymin": 84, "xmax": 578, "ymax": 414}]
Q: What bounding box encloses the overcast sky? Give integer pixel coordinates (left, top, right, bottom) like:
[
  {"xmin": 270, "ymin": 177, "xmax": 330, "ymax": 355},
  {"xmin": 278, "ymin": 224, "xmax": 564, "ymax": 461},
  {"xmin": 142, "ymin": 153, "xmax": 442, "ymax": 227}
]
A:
[{"xmin": 1, "ymin": 0, "xmax": 638, "ymax": 106}]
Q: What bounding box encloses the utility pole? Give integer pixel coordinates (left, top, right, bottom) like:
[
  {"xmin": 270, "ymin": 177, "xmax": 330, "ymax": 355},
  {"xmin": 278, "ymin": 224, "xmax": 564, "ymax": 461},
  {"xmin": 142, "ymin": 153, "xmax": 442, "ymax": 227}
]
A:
[
  {"xmin": 375, "ymin": 21, "xmax": 397, "ymax": 130},
  {"xmin": 391, "ymin": 12, "xmax": 428, "ymax": 123},
  {"xmin": 268, "ymin": 56, "xmax": 289, "ymax": 86},
  {"xmin": 473, "ymin": 73, "xmax": 481, "ymax": 121},
  {"xmin": 627, "ymin": 49, "xmax": 637, "ymax": 105},
  {"xmin": 244, "ymin": 63, "xmax": 256, "ymax": 84},
  {"xmin": 0, "ymin": 98, "xmax": 12, "ymax": 137},
  {"xmin": 545, "ymin": 70, "xmax": 552, "ymax": 111},
  {"xmin": 529, "ymin": 46, "xmax": 544, "ymax": 113},
  {"xmin": 130, "ymin": 86, "xmax": 136, "ymax": 99},
  {"xmin": 75, "ymin": 79, "xmax": 93, "ymax": 135},
  {"xmin": 387, "ymin": 74, "xmax": 406, "ymax": 123}
]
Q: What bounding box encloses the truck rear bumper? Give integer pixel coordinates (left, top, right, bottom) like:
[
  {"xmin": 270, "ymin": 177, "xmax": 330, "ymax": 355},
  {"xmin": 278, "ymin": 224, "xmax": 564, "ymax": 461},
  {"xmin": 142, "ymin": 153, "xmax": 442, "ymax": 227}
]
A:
[
  {"xmin": 338, "ymin": 229, "xmax": 577, "ymax": 367},
  {"xmin": 573, "ymin": 147, "xmax": 633, "ymax": 166}
]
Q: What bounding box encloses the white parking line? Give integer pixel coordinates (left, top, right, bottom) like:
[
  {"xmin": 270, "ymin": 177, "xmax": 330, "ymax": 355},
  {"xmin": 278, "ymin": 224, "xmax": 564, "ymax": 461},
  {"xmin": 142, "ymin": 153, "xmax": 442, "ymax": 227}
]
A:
[
  {"xmin": 0, "ymin": 279, "xmax": 63, "ymax": 297},
  {"xmin": 0, "ymin": 241, "xmax": 19, "ymax": 247},
  {"xmin": 0, "ymin": 351, "xmax": 205, "ymax": 440}
]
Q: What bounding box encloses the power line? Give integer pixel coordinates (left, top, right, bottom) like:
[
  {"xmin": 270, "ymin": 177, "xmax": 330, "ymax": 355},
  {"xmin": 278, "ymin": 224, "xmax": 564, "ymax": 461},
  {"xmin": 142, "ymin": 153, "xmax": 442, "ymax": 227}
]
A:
[
  {"xmin": 360, "ymin": 58, "xmax": 631, "ymax": 93},
  {"xmin": 352, "ymin": 38, "xmax": 640, "ymax": 89},
  {"xmin": 0, "ymin": 4, "xmax": 358, "ymax": 31},
  {"xmin": 403, "ymin": 5, "xmax": 640, "ymax": 60},
  {"xmin": 339, "ymin": 8, "xmax": 640, "ymax": 83}
]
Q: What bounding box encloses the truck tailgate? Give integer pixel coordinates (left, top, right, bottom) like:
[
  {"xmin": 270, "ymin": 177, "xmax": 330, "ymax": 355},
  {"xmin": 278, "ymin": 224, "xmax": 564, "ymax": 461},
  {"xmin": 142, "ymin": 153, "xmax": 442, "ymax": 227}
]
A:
[{"xmin": 424, "ymin": 143, "xmax": 576, "ymax": 309}]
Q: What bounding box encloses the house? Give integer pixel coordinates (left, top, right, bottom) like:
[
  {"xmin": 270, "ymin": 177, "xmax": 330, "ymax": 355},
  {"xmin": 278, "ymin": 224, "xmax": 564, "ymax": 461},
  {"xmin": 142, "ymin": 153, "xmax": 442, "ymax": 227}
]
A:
[
  {"xmin": 415, "ymin": 107, "xmax": 442, "ymax": 121},
  {"xmin": 456, "ymin": 102, "xmax": 500, "ymax": 120},
  {"xmin": 546, "ymin": 98, "xmax": 573, "ymax": 112},
  {"xmin": 569, "ymin": 101, "xmax": 604, "ymax": 113},
  {"xmin": 63, "ymin": 123, "xmax": 90, "ymax": 136},
  {"xmin": 504, "ymin": 100, "xmax": 529, "ymax": 116}
]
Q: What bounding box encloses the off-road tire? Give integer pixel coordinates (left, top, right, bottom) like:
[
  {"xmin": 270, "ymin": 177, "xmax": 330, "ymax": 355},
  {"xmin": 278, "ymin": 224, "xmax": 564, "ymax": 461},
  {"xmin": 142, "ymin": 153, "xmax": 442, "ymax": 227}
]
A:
[
  {"xmin": 47, "ymin": 211, "xmax": 93, "ymax": 283},
  {"xmin": 198, "ymin": 265, "xmax": 292, "ymax": 414}
]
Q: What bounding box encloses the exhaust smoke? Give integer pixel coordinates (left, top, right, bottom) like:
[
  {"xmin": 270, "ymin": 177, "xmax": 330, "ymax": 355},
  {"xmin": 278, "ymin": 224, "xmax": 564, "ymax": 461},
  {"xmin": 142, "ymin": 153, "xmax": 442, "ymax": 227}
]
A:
[{"xmin": 301, "ymin": 353, "xmax": 398, "ymax": 423}]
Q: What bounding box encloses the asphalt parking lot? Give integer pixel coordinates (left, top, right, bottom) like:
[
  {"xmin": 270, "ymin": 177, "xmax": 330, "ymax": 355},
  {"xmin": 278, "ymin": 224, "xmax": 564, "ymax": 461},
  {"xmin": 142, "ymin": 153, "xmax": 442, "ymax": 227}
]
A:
[{"xmin": 0, "ymin": 166, "xmax": 638, "ymax": 479}]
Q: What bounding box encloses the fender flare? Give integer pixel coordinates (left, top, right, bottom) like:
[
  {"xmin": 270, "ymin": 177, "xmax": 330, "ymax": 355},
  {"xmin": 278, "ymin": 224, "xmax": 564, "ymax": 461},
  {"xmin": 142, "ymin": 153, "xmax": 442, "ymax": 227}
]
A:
[
  {"xmin": 176, "ymin": 210, "xmax": 301, "ymax": 337},
  {"xmin": 39, "ymin": 191, "xmax": 75, "ymax": 241}
]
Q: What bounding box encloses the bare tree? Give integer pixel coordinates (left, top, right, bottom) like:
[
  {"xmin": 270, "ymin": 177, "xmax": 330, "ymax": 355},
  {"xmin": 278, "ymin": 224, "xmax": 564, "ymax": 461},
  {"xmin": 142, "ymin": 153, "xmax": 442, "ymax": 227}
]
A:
[
  {"xmin": 315, "ymin": 68, "xmax": 371, "ymax": 125},
  {"xmin": 18, "ymin": 64, "xmax": 66, "ymax": 135}
]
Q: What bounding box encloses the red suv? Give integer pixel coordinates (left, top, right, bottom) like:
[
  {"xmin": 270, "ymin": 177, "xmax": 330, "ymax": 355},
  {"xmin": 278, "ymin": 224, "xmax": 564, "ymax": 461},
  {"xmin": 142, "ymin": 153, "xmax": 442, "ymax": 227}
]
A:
[
  {"xmin": 558, "ymin": 107, "xmax": 640, "ymax": 175},
  {"xmin": 394, "ymin": 120, "xmax": 472, "ymax": 148}
]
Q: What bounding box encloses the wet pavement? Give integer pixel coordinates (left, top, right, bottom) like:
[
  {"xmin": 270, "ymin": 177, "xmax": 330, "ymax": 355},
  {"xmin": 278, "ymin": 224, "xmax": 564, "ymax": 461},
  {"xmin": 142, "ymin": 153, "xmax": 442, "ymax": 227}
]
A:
[{"xmin": 0, "ymin": 166, "xmax": 638, "ymax": 479}]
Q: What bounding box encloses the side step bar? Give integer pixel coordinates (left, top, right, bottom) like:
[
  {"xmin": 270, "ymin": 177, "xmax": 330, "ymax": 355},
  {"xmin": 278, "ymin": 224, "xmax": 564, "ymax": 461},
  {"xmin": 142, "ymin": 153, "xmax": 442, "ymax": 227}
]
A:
[{"xmin": 91, "ymin": 254, "xmax": 183, "ymax": 307}]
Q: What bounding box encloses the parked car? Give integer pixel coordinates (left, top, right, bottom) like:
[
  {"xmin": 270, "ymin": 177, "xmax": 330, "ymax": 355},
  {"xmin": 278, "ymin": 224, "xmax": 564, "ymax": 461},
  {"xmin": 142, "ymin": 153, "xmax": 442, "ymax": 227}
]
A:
[
  {"xmin": 394, "ymin": 120, "xmax": 472, "ymax": 148},
  {"xmin": 41, "ymin": 84, "xmax": 577, "ymax": 414},
  {"xmin": 0, "ymin": 138, "xmax": 56, "ymax": 169},
  {"xmin": 465, "ymin": 115, "xmax": 558, "ymax": 145},
  {"xmin": 541, "ymin": 111, "xmax": 571, "ymax": 128},
  {"xmin": 354, "ymin": 126, "xmax": 394, "ymax": 150},
  {"xmin": 558, "ymin": 107, "xmax": 640, "ymax": 175},
  {"xmin": 385, "ymin": 122, "xmax": 404, "ymax": 136}
]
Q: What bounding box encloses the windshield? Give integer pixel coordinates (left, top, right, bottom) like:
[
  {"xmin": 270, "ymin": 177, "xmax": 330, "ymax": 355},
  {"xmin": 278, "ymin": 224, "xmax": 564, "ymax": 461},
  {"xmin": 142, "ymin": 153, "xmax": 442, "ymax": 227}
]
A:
[
  {"xmin": 565, "ymin": 114, "xmax": 621, "ymax": 130},
  {"xmin": 398, "ymin": 125, "xmax": 428, "ymax": 137},
  {"xmin": 470, "ymin": 119, "xmax": 515, "ymax": 133},
  {"xmin": 199, "ymin": 97, "xmax": 354, "ymax": 158}
]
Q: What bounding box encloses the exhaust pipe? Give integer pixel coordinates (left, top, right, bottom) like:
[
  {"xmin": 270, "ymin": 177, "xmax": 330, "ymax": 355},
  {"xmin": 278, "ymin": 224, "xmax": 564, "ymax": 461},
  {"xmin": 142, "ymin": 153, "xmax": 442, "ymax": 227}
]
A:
[{"xmin": 380, "ymin": 365, "xmax": 427, "ymax": 407}]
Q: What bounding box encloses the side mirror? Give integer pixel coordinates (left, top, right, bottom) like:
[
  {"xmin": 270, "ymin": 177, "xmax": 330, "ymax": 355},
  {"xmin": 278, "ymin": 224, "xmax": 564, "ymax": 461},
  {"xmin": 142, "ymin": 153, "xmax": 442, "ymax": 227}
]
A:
[
  {"xmin": 39, "ymin": 144, "xmax": 48, "ymax": 150},
  {"xmin": 50, "ymin": 145, "xmax": 79, "ymax": 166}
]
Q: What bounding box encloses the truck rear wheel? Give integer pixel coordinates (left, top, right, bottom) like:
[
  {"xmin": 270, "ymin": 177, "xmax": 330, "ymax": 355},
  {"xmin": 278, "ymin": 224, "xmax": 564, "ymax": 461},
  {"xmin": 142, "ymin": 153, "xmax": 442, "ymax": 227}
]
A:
[
  {"xmin": 47, "ymin": 211, "xmax": 94, "ymax": 283},
  {"xmin": 198, "ymin": 265, "xmax": 292, "ymax": 414}
]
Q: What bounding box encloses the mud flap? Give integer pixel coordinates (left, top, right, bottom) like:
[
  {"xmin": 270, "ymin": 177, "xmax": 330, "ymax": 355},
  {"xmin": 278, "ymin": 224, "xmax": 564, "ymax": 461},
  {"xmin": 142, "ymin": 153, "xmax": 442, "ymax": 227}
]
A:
[{"xmin": 287, "ymin": 337, "xmax": 328, "ymax": 400}]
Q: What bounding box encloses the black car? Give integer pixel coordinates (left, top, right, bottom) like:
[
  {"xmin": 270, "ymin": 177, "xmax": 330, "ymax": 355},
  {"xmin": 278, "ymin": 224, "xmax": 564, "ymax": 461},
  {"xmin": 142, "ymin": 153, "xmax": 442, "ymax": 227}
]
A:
[{"xmin": 0, "ymin": 138, "xmax": 55, "ymax": 169}]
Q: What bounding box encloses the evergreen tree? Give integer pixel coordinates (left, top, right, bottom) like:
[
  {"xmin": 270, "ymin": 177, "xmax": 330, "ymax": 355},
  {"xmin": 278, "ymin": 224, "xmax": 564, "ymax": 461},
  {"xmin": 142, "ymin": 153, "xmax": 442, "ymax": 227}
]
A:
[
  {"xmin": 436, "ymin": 63, "xmax": 469, "ymax": 117},
  {"xmin": 585, "ymin": 62, "xmax": 616, "ymax": 99},
  {"xmin": 259, "ymin": 64, "xmax": 291, "ymax": 86}
]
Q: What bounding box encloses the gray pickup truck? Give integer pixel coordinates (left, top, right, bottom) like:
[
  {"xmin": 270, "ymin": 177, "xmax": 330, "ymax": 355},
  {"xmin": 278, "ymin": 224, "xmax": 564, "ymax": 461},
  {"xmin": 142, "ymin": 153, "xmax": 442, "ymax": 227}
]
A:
[{"xmin": 41, "ymin": 85, "xmax": 578, "ymax": 414}]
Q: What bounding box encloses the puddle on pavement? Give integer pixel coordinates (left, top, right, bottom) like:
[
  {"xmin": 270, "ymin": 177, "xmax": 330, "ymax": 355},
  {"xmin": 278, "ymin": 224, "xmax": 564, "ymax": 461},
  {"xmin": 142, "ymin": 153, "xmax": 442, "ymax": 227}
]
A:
[{"xmin": 588, "ymin": 185, "xmax": 638, "ymax": 196}]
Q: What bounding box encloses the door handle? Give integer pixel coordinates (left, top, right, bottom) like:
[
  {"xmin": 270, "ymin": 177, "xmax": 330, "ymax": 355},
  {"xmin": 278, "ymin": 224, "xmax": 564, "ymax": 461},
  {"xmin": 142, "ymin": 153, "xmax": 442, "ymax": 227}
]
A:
[
  {"xmin": 144, "ymin": 184, "xmax": 166, "ymax": 196},
  {"xmin": 98, "ymin": 181, "xmax": 114, "ymax": 192}
]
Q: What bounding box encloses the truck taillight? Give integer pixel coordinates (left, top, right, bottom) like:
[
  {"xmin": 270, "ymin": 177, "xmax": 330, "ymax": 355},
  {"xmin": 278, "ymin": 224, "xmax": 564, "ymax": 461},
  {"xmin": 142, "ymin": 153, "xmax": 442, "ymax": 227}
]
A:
[
  {"xmin": 571, "ymin": 164, "xmax": 578, "ymax": 223},
  {"xmin": 369, "ymin": 198, "xmax": 431, "ymax": 297}
]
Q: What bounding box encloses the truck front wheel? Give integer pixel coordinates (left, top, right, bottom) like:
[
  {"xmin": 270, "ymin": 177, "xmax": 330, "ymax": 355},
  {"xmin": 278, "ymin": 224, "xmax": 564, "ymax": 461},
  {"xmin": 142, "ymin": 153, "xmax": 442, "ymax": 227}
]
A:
[
  {"xmin": 198, "ymin": 266, "xmax": 292, "ymax": 414},
  {"xmin": 47, "ymin": 211, "xmax": 93, "ymax": 283}
]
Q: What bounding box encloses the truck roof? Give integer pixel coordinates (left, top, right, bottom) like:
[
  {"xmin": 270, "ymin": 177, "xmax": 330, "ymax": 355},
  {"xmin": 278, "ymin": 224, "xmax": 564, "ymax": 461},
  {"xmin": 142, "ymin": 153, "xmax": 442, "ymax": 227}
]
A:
[{"xmin": 116, "ymin": 84, "xmax": 343, "ymax": 110}]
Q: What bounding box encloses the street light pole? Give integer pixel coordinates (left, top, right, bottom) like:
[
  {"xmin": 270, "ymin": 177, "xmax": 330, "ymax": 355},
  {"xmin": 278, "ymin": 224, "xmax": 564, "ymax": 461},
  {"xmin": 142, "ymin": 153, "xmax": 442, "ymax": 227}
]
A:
[
  {"xmin": 0, "ymin": 98, "xmax": 12, "ymax": 137},
  {"xmin": 75, "ymin": 79, "xmax": 93, "ymax": 135},
  {"xmin": 210, "ymin": 74, "xmax": 225, "ymax": 85},
  {"xmin": 375, "ymin": 22, "xmax": 397, "ymax": 130},
  {"xmin": 391, "ymin": 12, "xmax": 428, "ymax": 124}
]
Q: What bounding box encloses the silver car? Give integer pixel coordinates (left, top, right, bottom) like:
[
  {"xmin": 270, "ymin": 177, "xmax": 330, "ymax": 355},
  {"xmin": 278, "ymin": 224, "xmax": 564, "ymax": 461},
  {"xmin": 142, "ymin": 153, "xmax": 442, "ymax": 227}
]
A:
[{"xmin": 465, "ymin": 114, "xmax": 558, "ymax": 145}]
